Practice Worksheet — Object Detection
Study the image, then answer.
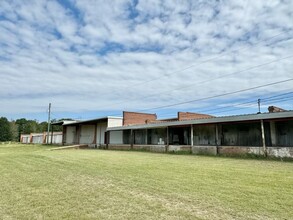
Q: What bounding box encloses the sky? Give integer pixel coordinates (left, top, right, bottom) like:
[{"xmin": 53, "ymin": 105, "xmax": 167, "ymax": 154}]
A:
[{"xmin": 0, "ymin": 0, "xmax": 293, "ymax": 122}]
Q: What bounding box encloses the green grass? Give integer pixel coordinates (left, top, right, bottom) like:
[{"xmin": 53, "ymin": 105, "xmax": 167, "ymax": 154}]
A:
[{"xmin": 0, "ymin": 144, "xmax": 293, "ymax": 219}]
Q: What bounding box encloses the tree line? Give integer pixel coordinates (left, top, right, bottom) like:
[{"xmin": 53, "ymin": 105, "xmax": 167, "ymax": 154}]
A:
[{"xmin": 0, "ymin": 117, "xmax": 62, "ymax": 142}]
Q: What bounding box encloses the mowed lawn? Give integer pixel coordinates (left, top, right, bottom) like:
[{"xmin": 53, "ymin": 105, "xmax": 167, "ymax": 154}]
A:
[{"xmin": 0, "ymin": 144, "xmax": 293, "ymax": 220}]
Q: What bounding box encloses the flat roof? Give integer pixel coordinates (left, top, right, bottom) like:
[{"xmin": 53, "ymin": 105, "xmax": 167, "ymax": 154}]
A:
[
  {"xmin": 107, "ymin": 111, "xmax": 293, "ymax": 131},
  {"xmin": 53, "ymin": 116, "xmax": 122, "ymax": 126},
  {"xmin": 51, "ymin": 120, "xmax": 78, "ymax": 125}
]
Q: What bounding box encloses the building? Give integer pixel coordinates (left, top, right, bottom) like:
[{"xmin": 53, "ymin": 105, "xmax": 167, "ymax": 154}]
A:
[
  {"xmin": 54, "ymin": 116, "xmax": 123, "ymax": 147},
  {"xmin": 106, "ymin": 110, "xmax": 293, "ymax": 158},
  {"xmin": 20, "ymin": 132, "xmax": 63, "ymax": 144}
]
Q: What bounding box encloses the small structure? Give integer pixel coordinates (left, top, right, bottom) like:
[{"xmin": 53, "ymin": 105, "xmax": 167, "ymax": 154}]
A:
[
  {"xmin": 20, "ymin": 134, "xmax": 30, "ymax": 144},
  {"xmin": 20, "ymin": 132, "xmax": 63, "ymax": 145},
  {"xmin": 31, "ymin": 133, "xmax": 45, "ymax": 144},
  {"xmin": 45, "ymin": 132, "xmax": 63, "ymax": 144}
]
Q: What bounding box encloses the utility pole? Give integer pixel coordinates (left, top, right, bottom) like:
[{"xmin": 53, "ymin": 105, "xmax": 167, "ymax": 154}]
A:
[
  {"xmin": 47, "ymin": 103, "xmax": 51, "ymax": 144},
  {"xmin": 257, "ymin": 99, "xmax": 261, "ymax": 114}
]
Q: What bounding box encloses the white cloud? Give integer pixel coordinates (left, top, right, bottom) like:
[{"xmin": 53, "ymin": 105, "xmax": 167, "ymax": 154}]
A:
[{"xmin": 0, "ymin": 0, "xmax": 292, "ymax": 120}]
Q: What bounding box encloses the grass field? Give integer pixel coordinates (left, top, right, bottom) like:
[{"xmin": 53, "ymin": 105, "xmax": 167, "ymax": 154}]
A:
[{"xmin": 0, "ymin": 144, "xmax": 293, "ymax": 219}]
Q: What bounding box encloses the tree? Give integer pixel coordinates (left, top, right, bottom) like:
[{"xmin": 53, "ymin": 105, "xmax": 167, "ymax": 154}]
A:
[
  {"xmin": 0, "ymin": 117, "xmax": 12, "ymax": 141},
  {"xmin": 10, "ymin": 120, "xmax": 19, "ymax": 141},
  {"xmin": 15, "ymin": 118, "xmax": 38, "ymax": 140},
  {"xmin": 37, "ymin": 121, "xmax": 48, "ymax": 133}
]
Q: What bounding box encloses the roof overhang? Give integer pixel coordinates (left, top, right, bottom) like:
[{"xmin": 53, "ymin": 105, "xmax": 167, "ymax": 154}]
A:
[
  {"xmin": 55, "ymin": 116, "xmax": 122, "ymax": 126},
  {"xmin": 107, "ymin": 111, "xmax": 293, "ymax": 131}
]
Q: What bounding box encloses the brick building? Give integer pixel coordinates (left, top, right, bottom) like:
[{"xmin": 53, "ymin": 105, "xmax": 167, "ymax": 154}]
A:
[{"xmin": 107, "ymin": 110, "xmax": 293, "ymax": 158}]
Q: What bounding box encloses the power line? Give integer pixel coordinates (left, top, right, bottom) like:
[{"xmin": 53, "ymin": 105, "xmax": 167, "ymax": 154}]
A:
[
  {"xmin": 139, "ymin": 78, "xmax": 293, "ymax": 112},
  {"xmin": 262, "ymin": 91, "xmax": 293, "ymax": 101},
  {"xmin": 128, "ymin": 31, "xmax": 290, "ymax": 87},
  {"xmin": 169, "ymin": 96, "xmax": 292, "ymax": 116},
  {"xmin": 202, "ymin": 101, "xmax": 257, "ymax": 114},
  {"xmin": 155, "ymin": 90, "xmax": 293, "ymax": 117},
  {"xmin": 262, "ymin": 95, "xmax": 293, "ymax": 104},
  {"xmin": 98, "ymin": 53, "xmax": 293, "ymax": 111},
  {"xmin": 95, "ymin": 30, "xmax": 291, "ymax": 107},
  {"xmin": 210, "ymin": 97, "xmax": 293, "ymax": 115},
  {"xmin": 53, "ymin": 31, "xmax": 293, "ymax": 119},
  {"xmin": 203, "ymin": 91, "xmax": 293, "ymax": 113},
  {"xmin": 135, "ymin": 54, "xmax": 293, "ymax": 99},
  {"xmin": 96, "ymin": 80, "xmax": 293, "ymax": 119}
]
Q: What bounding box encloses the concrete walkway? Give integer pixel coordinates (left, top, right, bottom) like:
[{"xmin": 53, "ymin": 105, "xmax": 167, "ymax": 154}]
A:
[{"xmin": 49, "ymin": 144, "xmax": 88, "ymax": 151}]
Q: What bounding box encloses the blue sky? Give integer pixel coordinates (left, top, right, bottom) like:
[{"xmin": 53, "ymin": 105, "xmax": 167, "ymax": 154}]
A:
[{"xmin": 0, "ymin": 0, "xmax": 293, "ymax": 122}]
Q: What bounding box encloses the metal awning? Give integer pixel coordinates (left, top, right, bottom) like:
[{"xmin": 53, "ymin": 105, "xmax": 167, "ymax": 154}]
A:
[
  {"xmin": 52, "ymin": 116, "xmax": 122, "ymax": 126},
  {"xmin": 107, "ymin": 111, "xmax": 293, "ymax": 131}
]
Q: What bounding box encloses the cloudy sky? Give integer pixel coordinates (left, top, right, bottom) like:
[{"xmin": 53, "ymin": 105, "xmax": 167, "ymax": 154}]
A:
[{"xmin": 0, "ymin": 0, "xmax": 292, "ymax": 121}]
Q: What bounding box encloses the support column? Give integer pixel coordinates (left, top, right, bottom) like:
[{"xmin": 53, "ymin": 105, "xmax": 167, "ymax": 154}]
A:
[
  {"xmin": 270, "ymin": 121, "xmax": 277, "ymax": 146},
  {"xmin": 130, "ymin": 129, "xmax": 134, "ymax": 149},
  {"xmin": 215, "ymin": 124, "xmax": 219, "ymax": 155},
  {"xmin": 62, "ymin": 126, "xmax": 66, "ymax": 146},
  {"xmin": 260, "ymin": 120, "xmax": 267, "ymax": 157},
  {"xmin": 50, "ymin": 125, "xmax": 54, "ymax": 145},
  {"xmin": 106, "ymin": 131, "xmax": 110, "ymax": 149},
  {"xmin": 166, "ymin": 127, "xmax": 169, "ymax": 152},
  {"xmin": 190, "ymin": 125, "xmax": 194, "ymax": 154},
  {"xmin": 190, "ymin": 125, "xmax": 194, "ymax": 146},
  {"xmin": 93, "ymin": 124, "xmax": 97, "ymax": 147},
  {"xmin": 145, "ymin": 129, "xmax": 148, "ymax": 145},
  {"xmin": 99, "ymin": 125, "xmax": 102, "ymax": 146},
  {"xmin": 76, "ymin": 125, "xmax": 81, "ymax": 144}
]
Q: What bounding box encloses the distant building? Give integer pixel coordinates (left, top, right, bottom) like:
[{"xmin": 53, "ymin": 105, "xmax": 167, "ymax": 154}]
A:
[{"xmin": 20, "ymin": 132, "xmax": 63, "ymax": 145}]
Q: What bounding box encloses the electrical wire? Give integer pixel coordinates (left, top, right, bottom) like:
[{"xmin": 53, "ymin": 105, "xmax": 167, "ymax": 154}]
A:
[
  {"xmin": 139, "ymin": 78, "xmax": 293, "ymax": 112},
  {"xmin": 96, "ymin": 53, "xmax": 293, "ymax": 111},
  {"xmin": 204, "ymin": 92, "xmax": 293, "ymax": 113},
  {"xmin": 92, "ymin": 30, "xmax": 292, "ymax": 109},
  {"xmin": 195, "ymin": 93, "xmax": 293, "ymax": 115},
  {"xmin": 126, "ymin": 31, "xmax": 290, "ymax": 87}
]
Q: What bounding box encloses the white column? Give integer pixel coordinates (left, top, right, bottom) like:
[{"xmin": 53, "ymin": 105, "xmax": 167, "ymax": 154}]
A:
[{"xmin": 260, "ymin": 120, "xmax": 267, "ymax": 156}]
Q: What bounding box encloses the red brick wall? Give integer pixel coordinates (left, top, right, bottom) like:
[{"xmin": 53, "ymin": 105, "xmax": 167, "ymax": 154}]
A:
[
  {"xmin": 123, "ymin": 111, "xmax": 157, "ymax": 126},
  {"xmin": 178, "ymin": 112, "xmax": 213, "ymax": 121}
]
